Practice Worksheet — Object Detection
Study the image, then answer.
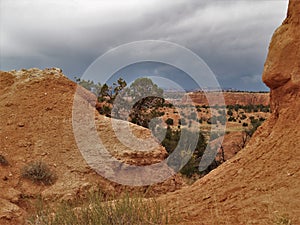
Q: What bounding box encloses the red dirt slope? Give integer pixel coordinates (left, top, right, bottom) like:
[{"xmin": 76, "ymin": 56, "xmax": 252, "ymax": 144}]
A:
[
  {"xmin": 161, "ymin": 1, "xmax": 300, "ymax": 224},
  {"xmin": 0, "ymin": 68, "xmax": 184, "ymax": 224}
]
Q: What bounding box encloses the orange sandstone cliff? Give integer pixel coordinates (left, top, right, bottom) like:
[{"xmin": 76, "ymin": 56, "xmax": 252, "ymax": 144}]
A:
[{"xmin": 161, "ymin": 1, "xmax": 300, "ymax": 224}]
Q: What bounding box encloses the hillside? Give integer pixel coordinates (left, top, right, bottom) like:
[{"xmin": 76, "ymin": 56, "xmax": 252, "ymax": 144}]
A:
[
  {"xmin": 160, "ymin": 1, "xmax": 300, "ymax": 224},
  {"xmin": 0, "ymin": 68, "xmax": 184, "ymax": 224},
  {"xmin": 1, "ymin": 1, "xmax": 299, "ymax": 224}
]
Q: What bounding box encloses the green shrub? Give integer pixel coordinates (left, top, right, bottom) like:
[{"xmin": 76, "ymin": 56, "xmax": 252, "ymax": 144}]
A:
[
  {"xmin": 180, "ymin": 157, "xmax": 199, "ymax": 178},
  {"xmin": 261, "ymin": 105, "xmax": 270, "ymax": 113},
  {"xmin": 163, "ymin": 103, "xmax": 173, "ymax": 108},
  {"xmin": 259, "ymin": 117, "xmax": 266, "ymax": 122},
  {"xmin": 163, "ymin": 127, "xmax": 207, "ymax": 176},
  {"xmin": 228, "ymin": 116, "xmax": 234, "ymax": 122},
  {"xmin": 165, "ymin": 118, "xmax": 174, "ymax": 126},
  {"xmin": 234, "ymin": 104, "xmax": 241, "ymax": 112},
  {"xmin": 227, "ymin": 109, "xmax": 233, "ymax": 116},
  {"xmin": 98, "ymin": 105, "xmax": 112, "ymax": 117},
  {"xmin": 21, "ymin": 161, "xmax": 56, "ymax": 185},
  {"xmin": 240, "ymin": 114, "xmax": 247, "ymax": 120}
]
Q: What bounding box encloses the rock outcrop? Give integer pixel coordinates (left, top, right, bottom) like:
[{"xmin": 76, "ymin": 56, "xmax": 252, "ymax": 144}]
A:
[
  {"xmin": 0, "ymin": 68, "xmax": 184, "ymax": 224},
  {"xmin": 161, "ymin": 1, "xmax": 300, "ymax": 224},
  {"xmin": 184, "ymin": 91, "xmax": 269, "ymax": 106},
  {"xmin": 262, "ymin": 0, "xmax": 300, "ymax": 90}
]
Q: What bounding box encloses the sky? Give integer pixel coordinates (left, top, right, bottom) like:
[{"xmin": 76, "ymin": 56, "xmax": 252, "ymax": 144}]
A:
[{"xmin": 0, "ymin": 0, "xmax": 289, "ymax": 91}]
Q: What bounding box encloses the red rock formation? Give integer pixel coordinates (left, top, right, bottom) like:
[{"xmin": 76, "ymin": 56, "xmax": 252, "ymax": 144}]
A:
[
  {"xmin": 185, "ymin": 91, "xmax": 270, "ymax": 106},
  {"xmin": 0, "ymin": 68, "xmax": 184, "ymax": 224},
  {"xmin": 161, "ymin": 1, "xmax": 300, "ymax": 224}
]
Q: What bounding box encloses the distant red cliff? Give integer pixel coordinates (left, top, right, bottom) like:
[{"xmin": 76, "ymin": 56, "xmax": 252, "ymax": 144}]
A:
[{"xmin": 183, "ymin": 91, "xmax": 270, "ymax": 106}]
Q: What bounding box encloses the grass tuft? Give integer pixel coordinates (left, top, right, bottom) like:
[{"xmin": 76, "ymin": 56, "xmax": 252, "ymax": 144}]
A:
[
  {"xmin": 274, "ymin": 213, "xmax": 292, "ymax": 225},
  {"xmin": 21, "ymin": 161, "xmax": 56, "ymax": 185}
]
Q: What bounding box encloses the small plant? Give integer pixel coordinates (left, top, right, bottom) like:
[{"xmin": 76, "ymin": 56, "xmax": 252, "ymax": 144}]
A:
[
  {"xmin": 0, "ymin": 154, "xmax": 9, "ymax": 166},
  {"xmin": 242, "ymin": 122, "xmax": 248, "ymax": 127},
  {"xmin": 21, "ymin": 161, "xmax": 56, "ymax": 185},
  {"xmin": 274, "ymin": 213, "xmax": 292, "ymax": 225},
  {"xmin": 165, "ymin": 118, "xmax": 174, "ymax": 126}
]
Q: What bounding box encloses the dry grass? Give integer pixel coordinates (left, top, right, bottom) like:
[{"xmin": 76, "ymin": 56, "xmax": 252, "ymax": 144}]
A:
[
  {"xmin": 21, "ymin": 161, "xmax": 57, "ymax": 185},
  {"xmin": 273, "ymin": 212, "xmax": 292, "ymax": 225},
  {"xmin": 27, "ymin": 192, "xmax": 174, "ymax": 225}
]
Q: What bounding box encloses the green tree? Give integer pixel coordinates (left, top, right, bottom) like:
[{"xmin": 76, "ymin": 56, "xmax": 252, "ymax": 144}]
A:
[
  {"xmin": 75, "ymin": 78, "xmax": 102, "ymax": 95},
  {"xmin": 161, "ymin": 127, "xmax": 207, "ymax": 177},
  {"xmin": 165, "ymin": 118, "xmax": 174, "ymax": 126},
  {"xmin": 126, "ymin": 78, "xmax": 164, "ymax": 128},
  {"xmin": 98, "ymin": 83, "xmax": 110, "ymax": 102},
  {"xmin": 98, "ymin": 78, "xmax": 127, "ymax": 103},
  {"xmin": 126, "ymin": 77, "xmax": 163, "ymax": 101}
]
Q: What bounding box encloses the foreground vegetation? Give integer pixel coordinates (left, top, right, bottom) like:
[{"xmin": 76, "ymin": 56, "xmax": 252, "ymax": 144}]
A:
[{"xmin": 27, "ymin": 192, "xmax": 173, "ymax": 225}]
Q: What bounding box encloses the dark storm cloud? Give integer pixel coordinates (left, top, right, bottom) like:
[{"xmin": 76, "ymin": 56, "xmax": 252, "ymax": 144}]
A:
[{"xmin": 0, "ymin": 0, "xmax": 288, "ymax": 91}]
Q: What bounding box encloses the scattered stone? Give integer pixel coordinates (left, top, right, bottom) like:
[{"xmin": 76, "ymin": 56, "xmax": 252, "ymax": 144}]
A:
[
  {"xmin": 17, "ymin": 122, "xmax": 25, "ymax": 127},
  {"xmin": 46, "ymin": 106, "xmax": 53, "ymax": 111},
  {"xmin": 17, "ymin": 140, "xmax": 32, "ymax": 147},
  {"xmin": 5, "ymin": 102, "xmax": 13, "ymax": 107},
  {"xmin": 2, "ymin": 188, "xmax": 22, "ymax": 204},
  {"xmin": 0, "ymin": 198, "xmax": 22, "ymax": 220}
]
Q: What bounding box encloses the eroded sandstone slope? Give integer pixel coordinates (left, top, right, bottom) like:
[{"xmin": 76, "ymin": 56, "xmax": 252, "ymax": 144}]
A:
[
  {"xmin": 0, "ymin": 68, "xmax": 184, "ymax": 224},
  {"xmin": 160, "ymin": 1, "xmax": 300, "ymax": 224}
]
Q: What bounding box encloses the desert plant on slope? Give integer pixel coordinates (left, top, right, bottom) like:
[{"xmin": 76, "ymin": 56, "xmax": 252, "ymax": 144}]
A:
[
  {"xmin": 165, "ymin": 118, "xmax": 174, "ymax": 126},
  {"xmin": 273, "ymin": 213, "xmax": 292, "ymax": 225},
  {"xmin": 0, "ymin": 154, "xmax": 9, "ymax": 166},
  {"xmin": 162, "ymin": 127, "xmax": 208, "ymax": 177},
  {"xmin": 21, "ymin": 161, "xmax": 56, "ymax": 185},
  {"xmin": 27, "ymin": 192, "xmax": 173, "ymax": 225}
]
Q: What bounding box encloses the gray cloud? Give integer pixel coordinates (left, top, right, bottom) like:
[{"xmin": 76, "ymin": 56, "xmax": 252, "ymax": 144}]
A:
[{"xmin": 0, "ymin": 0, "xmax": 288, "ymax": 91}]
